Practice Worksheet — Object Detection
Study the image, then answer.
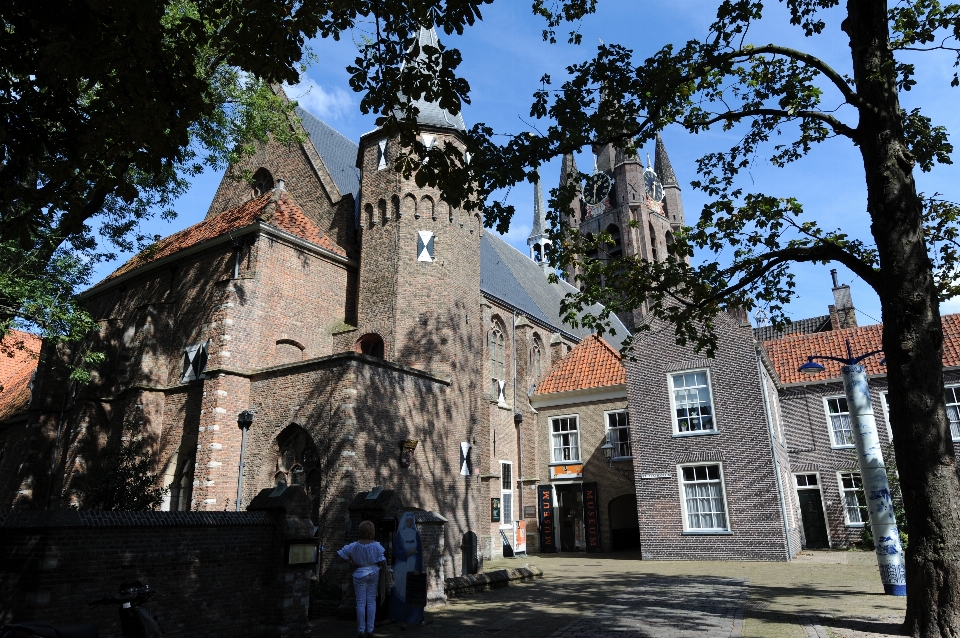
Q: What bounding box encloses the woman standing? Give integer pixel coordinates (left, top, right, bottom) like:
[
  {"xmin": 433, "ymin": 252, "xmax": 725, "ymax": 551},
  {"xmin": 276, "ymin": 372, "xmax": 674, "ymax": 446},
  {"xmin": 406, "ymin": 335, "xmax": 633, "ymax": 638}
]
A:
[
  {"xmin": 338, "ymin": 520, "xmax": 386, "ymax": 638},
  {"xmin": 389, "ymin": 511, "xmax": 424, "ymax": 625}
]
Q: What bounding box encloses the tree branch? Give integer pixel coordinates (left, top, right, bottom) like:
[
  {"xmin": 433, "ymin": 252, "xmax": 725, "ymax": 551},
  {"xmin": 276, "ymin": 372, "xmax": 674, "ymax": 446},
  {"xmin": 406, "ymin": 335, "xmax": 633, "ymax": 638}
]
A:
[{"xmin": 693, "ymin": 107, "xmax": 859, "ymax": 140}]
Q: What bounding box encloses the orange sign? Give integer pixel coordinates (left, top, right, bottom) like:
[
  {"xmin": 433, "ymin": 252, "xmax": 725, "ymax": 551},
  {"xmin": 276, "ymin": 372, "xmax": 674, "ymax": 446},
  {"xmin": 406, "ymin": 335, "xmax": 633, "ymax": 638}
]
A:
[
  {"xmin": 515, "ymin": 520, "xmax": 527, "ymax": 553},
  {"xmin": 550, "ymin": 464, "xmax": 583, "ymax": 480}
]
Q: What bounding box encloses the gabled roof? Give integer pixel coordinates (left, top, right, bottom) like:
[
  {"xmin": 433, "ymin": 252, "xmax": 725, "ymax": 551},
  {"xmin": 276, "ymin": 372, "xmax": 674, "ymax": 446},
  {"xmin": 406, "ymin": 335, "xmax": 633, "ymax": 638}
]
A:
[
  {"xmin": 0, "ymin": 329, "xmax": 41, "ymax": 422},
  {"xmin": 763, "ymin": 313, "xmax": 960, "ymax": 385},
  {"xmin": 102, "ymin": 190, "xmax": 344, "ymax": 283},
  {"xmin": 295, "ymin": 107, "xmax": 361, "ymax": 202},
  {"xmin": 480, "ymin": 233, "xmax": 630, "ymax": 349},
  {"xmin": 753, "ymin": 314, "xmax": 831, "ymax": 342},
  {"xmin": 534, "ymin": 335, "xmax": 625, "ymax": 395}
]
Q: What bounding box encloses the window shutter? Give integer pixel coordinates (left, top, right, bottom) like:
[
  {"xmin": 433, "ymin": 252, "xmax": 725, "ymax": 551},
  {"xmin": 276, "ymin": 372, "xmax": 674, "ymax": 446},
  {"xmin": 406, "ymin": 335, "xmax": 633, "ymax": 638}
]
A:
[
  {"xmin": 377, "ymin": 139, "xmax": 388, "ymax": 170},
  {"xmin": 181, "ymin": 344, "xmax": 201, "ymax": 382},
  {"xmin": 417, "ymin": 231, "xmax": 435, "ymax": 262}
]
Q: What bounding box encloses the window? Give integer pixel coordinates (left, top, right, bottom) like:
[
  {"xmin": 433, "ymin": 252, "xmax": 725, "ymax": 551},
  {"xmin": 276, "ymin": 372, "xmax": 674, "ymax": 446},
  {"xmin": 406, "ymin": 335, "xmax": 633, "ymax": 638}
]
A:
[
  {"xmin": 500, "ymin": 461, "xmax": 513, "ymax": 526},
  {"xmin": 679, "ymin": 464, "xmax": 729, "ymax": 531},
  {"xmin": 606, "ymin": 410, "xmax": 631, "ymax": 458},
  {"xmin": 490, "ymin": 326, "xmax": 505, "ymax": 398},
  {"xmin": 670, "ymin": 370, "xmax": 715, "ymax": 434},
  {"xmin": 839, "ymin": 472, "xmax": 867, "ymax": 526},
  {"xmin": 605, "ymin": 224, "xmax": 623, "ymax": 259},
  {"xmin": 880, "ymin": 391, "xmax": 893, "ymax": 441},
  {"xmin": 945, "ymin": 386, "xmax": 960, "ymax": 441},
  {"xmin": 530, "ymin": 342, "xmax": 542, "ymax": 382},
  {"xmin": 551, "ymin": 416, "xmax": 581, "ymax": 462},
  {"xmin": 825, "ymin": 397, "xmax": 854, "ymax": 448},
  {"xmin": 181, "ymin": 341, "xmax": 209, "ymax": 382},
  {"xmin": 252, "ymin": 167, "xmax": 274, "ymax": 196},
  {"xmin": 795, "ymin": 473, "xmax": 819, "ymax": 488}
]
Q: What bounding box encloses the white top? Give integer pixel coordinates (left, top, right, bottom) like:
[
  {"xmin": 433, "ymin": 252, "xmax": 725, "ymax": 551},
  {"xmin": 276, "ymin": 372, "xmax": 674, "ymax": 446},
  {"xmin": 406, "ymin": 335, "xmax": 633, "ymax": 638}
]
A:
[{"xmin": 338, "ymin": 541, "xmax": 386, "ymax": 578}]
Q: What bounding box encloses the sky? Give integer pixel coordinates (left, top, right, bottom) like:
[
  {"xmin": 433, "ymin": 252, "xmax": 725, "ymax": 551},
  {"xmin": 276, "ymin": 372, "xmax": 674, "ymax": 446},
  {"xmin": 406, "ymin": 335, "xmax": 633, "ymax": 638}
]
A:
[{"xmin": 90, "ymin": 0, "xmax": 960, "ymax": 329}]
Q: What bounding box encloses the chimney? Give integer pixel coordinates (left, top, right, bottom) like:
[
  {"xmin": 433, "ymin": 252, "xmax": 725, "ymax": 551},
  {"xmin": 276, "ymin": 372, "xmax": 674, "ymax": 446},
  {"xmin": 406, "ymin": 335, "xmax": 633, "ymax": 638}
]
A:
[{"xmin": 828, "ymin": 269, "xmax": 857, "ymax": 330}]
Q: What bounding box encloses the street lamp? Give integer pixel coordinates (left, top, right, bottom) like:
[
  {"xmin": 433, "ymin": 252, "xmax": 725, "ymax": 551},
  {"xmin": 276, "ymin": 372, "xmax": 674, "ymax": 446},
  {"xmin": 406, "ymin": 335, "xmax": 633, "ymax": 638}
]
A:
[
  {"xmin": 236, "ymin": 410, "xmax": 255, "ymax": 512},
  {"xmin": 799, "ymin": 339, "xmax": 905, "ymax": 596}
]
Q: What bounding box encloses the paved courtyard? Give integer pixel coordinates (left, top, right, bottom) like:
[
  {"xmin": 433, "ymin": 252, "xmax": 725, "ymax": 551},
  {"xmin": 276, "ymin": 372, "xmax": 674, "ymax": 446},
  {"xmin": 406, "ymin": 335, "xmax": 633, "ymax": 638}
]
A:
[{"xmin": 309, "ymin": 551, "xmax": 908, "ymax": 638}]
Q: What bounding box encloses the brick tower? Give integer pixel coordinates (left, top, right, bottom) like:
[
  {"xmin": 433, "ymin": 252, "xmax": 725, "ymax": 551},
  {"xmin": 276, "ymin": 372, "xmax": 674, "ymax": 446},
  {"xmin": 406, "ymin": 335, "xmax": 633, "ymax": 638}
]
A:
[{"xmin": 562, "ymin": 133, "xmax": 686, "ymax": 331}]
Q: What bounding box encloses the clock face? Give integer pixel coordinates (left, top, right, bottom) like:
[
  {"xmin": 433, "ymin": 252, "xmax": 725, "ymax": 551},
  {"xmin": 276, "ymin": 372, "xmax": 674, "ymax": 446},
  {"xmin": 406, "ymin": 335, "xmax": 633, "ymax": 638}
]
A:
[
  {"xmin": 583, "ymin": 172, "xmax": 613, "ymax": 207},
  {"xmin": 644, "ymin": 168, "xmax": 664, "ymax": 203}
]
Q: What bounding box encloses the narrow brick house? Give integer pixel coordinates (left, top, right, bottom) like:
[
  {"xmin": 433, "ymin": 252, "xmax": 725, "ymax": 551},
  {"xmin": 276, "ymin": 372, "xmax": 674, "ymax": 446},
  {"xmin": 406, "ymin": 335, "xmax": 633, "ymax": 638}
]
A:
[{"xmin": 530, "ymin": 335, "xmax": 637, "ymax": 554}]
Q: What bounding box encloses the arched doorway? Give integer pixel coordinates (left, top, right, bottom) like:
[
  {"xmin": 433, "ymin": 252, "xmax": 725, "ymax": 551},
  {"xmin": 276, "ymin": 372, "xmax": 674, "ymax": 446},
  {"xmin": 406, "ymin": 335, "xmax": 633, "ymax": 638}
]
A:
[
  {"xmin": 275, "ymin": 424, "xmax": 322, "ymax": 521},
  {"xmin": 608, "ymin": 494, "xmax": 641, "ymax": 551}
]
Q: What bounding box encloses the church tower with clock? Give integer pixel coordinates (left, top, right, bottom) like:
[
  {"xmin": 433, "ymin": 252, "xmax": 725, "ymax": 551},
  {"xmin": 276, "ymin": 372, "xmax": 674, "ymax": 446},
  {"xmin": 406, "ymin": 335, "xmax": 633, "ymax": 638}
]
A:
[{"xmin": 561, "ymin": 134, "xmax": 685, "ymax": 332}]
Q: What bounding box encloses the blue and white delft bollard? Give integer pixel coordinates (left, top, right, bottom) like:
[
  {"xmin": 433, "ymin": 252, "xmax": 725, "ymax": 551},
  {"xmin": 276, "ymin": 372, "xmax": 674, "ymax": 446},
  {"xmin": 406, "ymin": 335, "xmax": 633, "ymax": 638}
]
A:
[{"xmin": 842, "ymin": 364, "xmax": 907, "ymax": 596}]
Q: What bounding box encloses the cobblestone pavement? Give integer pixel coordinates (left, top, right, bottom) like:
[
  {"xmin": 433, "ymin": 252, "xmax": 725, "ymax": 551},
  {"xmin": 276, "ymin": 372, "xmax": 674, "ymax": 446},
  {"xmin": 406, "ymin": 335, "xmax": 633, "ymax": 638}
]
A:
[{"xmin": 309, "ymin": 551, "xmax": 907, "ymax": 638}]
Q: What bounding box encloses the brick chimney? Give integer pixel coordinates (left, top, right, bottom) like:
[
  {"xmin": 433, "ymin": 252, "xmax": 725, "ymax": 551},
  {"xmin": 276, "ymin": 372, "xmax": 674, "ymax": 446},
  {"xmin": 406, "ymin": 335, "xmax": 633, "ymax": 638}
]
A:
[{"xmin": 828, "ymin": 269, "xmax": 858, "ymax": 329}]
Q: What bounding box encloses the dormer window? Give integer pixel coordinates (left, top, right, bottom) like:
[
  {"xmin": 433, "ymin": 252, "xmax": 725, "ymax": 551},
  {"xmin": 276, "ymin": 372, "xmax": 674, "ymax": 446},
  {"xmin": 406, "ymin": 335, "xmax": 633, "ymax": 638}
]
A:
[
  {"xmin": 252, "ymin": 168, "xmax": 274, "ymax": 197},
  {"xmin": 181, "ymin": 341, "xmax": 210, "ymax": 382}
]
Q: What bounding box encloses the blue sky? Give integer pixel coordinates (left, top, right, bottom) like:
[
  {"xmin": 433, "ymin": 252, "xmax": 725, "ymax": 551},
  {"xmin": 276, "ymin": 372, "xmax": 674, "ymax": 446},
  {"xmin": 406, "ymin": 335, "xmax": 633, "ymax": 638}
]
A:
[{"xmin": 92, "ymin": 1, "xmax": 960, "ymax": 328}]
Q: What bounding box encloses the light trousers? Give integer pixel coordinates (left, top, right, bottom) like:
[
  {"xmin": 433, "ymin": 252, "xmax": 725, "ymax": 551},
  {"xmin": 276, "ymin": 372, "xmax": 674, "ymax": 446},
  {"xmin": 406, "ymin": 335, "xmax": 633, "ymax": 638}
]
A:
[{"xmin": 353, "ymin": 569, "xmax": 379, "ymax": 634}]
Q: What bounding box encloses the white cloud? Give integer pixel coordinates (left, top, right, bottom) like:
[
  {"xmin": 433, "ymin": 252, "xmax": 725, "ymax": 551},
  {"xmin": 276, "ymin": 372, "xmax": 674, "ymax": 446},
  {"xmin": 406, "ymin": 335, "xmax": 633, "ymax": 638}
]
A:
[{"xmin": 283, "ymin": 76, "xmax": 354, "ymax": 121}]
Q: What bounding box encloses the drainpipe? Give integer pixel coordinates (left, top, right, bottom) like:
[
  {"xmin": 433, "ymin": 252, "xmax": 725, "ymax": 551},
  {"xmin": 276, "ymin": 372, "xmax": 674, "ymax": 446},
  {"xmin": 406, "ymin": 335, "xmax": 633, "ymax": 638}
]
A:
[
  {"xmin": 757, "ymin": 350, "xmax": 793, "ymax": 561},
  {"xmin": 512, "ymin": 312, "xmax": 523, "ymax": 529},
  {"xmin": 236, "ymin": 410, "xmax": 255, "ymax": 511}
]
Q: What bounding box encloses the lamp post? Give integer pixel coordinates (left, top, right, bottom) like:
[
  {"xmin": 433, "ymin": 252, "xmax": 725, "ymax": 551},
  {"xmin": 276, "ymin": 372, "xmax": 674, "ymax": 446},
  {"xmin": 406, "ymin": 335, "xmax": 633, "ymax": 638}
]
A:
[
  {"xmin": 798, "ymin": 340, "xmax": 905, "ymax": 596},
  {"xmin": 236, "ymin": 410, "xmax": 255, "ymax": 512}
]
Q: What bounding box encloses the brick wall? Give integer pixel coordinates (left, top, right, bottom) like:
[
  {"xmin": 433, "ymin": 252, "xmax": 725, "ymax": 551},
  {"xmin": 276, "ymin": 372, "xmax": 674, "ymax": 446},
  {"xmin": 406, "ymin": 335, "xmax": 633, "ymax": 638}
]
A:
[
  {"xmin": 625, "ymin": 312, "xmax": 795, "ymax": 561},
  {"xmin": 0, "ymin": 510, "xmax": 296, "ymax": 638}
]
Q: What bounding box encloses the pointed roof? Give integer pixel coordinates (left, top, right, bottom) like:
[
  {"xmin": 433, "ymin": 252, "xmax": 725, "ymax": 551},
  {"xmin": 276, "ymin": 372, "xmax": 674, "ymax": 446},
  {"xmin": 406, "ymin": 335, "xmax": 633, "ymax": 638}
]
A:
[
  {"xmin": 654, "ymin": 134, "xmax": 678, "ymax": 186},
  {"xmin": 534, "ymin": 335, "xmax": 626, "ymax": 395},
  {"xmin": 529, "ymin": 169, "xmax": 548, "ymax": 238},
  {"xmin": 480, "ymin": 233, "xmax": 630, "ymax": 349},
  {"xmin": 560, "ymin": 152, "xmax": 579, "ymax": 188},
  {"xmin": 295, "ymin": 107, "xmax": 361, "ymax": 202},
  {"xmin": 102, "ymin": 190, "xmax": 345, "ymax": 282},
  {"xmin": 397, "ymin": 27, "xmax": 466, "ymax": 132}
]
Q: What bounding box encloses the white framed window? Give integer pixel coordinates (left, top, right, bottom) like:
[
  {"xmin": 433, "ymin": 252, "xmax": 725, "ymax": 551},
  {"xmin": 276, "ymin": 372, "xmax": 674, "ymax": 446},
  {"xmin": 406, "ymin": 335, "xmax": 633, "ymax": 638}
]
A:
[
  {"xmin": 669, "ymin": 369, "xmax": 716, "ymax": 434},
  {"xmin": 678, "ymin": 463, "xmax": 730, "ymax": 532},
  {"xmin": 550, "ymin": 415, "xmax": 581, "ymax": 463},
  {"xmin": 500, "ymin": 461, "xmax": 513, "ymax": 527},
  {"xmin": 945, "ymin": 386, "xmax": 960, "ymax": 441},
  {"xmin": 880, "ymin": 391, "xmax": 893, "ymax": 441},
  {"xmin": 838, "ymin": 472, "xmax": 867, "ymax": 526},
  {"xmin": 605, "ymin": 410, "xmax": 631, "ymax": 458},
  {"xmin": 824, "ymin": 396, "xmax": 855, "ymax": 448},
  {"xmin": 794, "ymin": 473, "xmax": 820, "ymax": 488},
  {"xmin": 181, "ymin": 341, "xmax": 210, "ymax": 382}
]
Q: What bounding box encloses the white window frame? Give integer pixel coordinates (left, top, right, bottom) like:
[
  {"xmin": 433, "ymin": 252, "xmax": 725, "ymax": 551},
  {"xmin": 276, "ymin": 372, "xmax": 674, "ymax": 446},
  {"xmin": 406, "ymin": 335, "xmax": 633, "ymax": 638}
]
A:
[
  {"xmin": 500, "ymin": 460, "xmax": 513, "ymax": 528},
  {"xmin": 181, "ymin": 340, "xmax": 210, "ymax": 383},
  {"xmin": 837, "ymin": 471, "xmax": 867, "ymax": 527},
  {"xmin": 677, "ymin": 462, "xmax": 731, "ymax": 533},
  {"xmin": 824, "ymin": 395, "xmax": 855, "ymax": 449},
  {"xmin": 945, "ymin": 385, "xmax": 960, "ymax": 442},
  {"xmin": 668, "ymin": 368, "xmax": 718, "ymax": 436},
  {"xmin": 879, "ymin": 391, "xmax": 893, "ymax": 442},
  {"xmin": 604, "ymin": 410, "xmax": 632, "ymax": 459},
  {"xmin": 549, "ymin": 414, "xmax": 581, "ymax": 464}
]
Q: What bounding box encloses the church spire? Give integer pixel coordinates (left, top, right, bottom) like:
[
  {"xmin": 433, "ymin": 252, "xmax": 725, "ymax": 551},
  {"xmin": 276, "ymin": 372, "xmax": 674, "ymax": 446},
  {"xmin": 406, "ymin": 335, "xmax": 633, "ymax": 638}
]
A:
[
  {"xmin": 654, "ymin": 134, "xmax": 684, "ymax": 226},
  {"xmin": 397, "ymin": 25, "xmax": 467, "ymax": 132},
  {"xmin": 527, "ymin": 168, "xmax": 552, "ymax": 274},
  {"xmin": 654, "ymin": 133, "xmax": 678, "ymax": 186}
]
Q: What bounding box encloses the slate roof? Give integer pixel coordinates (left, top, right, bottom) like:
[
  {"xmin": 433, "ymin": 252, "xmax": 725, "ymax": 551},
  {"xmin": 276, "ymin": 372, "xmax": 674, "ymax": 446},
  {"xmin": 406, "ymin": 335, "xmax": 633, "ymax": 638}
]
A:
[
  {"xmin": 480, "ymin": 233, "xmax": 630, "ymax": 349},
  {"xmin": 530, "ymin": 169, "xmax": 547, "ymax": 237},
  {"xmin": 534, "ymin": 335, "xmax": 625, "ymax": 395},
  {"xmin": 295, "ymin": 107, "xmax": 361, "ymax": 202},
  {"xmin": 103, "ymin": 191, "xmax": 344, "ymax": 283},
  {"xmin": 763, "ymin": 313, "xmax": 960, "ymax": 385},
  {"xmin": 396, "ymin": 27, "xmax": 467, "ymax": 132},
  {"xmin": 654, "ymin": 134, "xmax": 677, "ymax": 186},
  {"xmin": 753, "ymin": 315, "xmax": 832, "ymax": 342},
  {"xmin": 0, "ymin": 329, "xmax": 41, "ymax": 422}
]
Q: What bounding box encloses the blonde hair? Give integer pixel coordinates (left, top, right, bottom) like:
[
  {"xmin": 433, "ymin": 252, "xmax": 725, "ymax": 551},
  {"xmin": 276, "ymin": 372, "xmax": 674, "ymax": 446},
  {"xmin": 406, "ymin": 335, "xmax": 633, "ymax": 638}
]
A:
[{"xmin": 359, "ymin": 520, "xmax": 376, "ymax": 540}]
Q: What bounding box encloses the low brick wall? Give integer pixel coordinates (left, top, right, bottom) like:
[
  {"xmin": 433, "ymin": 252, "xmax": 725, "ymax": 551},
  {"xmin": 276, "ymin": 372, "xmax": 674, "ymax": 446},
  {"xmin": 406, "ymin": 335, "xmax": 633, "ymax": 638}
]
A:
[
  {"xmin": 0, "ymin": 510, "xmax": 287, "ymax": 637},
  {"xmin": 444, "ymin": 564, "xmax": 543, "ymax": 598}
]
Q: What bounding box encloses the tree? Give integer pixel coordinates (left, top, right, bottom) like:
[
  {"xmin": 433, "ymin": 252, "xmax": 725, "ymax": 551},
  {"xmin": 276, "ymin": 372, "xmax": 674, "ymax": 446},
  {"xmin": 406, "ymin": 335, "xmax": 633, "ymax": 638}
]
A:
[
  {"xmin": 332, "ymin": 2, "xmax": 960, "ymax": 635},
  {"xmin": 0, "ymin": 0, "xmax": 323, "ymax": 347}
]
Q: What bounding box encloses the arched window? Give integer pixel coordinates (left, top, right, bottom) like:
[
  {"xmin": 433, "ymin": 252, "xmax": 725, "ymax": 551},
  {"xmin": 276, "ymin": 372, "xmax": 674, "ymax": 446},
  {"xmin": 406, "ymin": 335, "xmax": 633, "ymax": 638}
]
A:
[
  {"xmin": 177, "ymin": 460, "xmax": 194, "ymax": 511},
  {"xmin": 665, "ymin": 230, "xmax": 675, "ymax": 255},
  {"xmin": 406, "ymin": 194, "xmax": 419, "ymax": 219},
  {"xmin": 606, "ymin": 224, "xmax": 623, "ymax": 260},
  {"xmin": 252, "ymin": 168, "xmax": 274, "ymax": 197},
  {"xmin": 585, "ymin": 233, "xmax": 599, "ymax": 262},
  {"xmin": 365, "ymin": 203, "xmax": 375, "ymax": 228},
  {"xmin": 379, "ymin": 199, "xmax": 388, "ymax": 226},
  {"xmin": 649, "ymin": 223, "xmax": 659, "ymax": 262},
  {"xmin": 356, "ymin": 333, "xmax": 385, "ymax": 358},
  {"xmin": 533, "ymin": 243, "xmax": 542, "ymax": 262},
  {"xmin": 530, "ymin": 338, "xmax": 543, "ymax": 382},
  {"xmin": 489, "ymin": 324, "xmax": 505, "ymax": 397},
  {"xmin": 275, "ymin": 425, "xmax": 320, "ymax": 497},
  {"xmin": 392, "ymin": 195, "xmax": 401, "ymax": 220},
  {"xmin": 421, "ymin": 195, "xmax": 435, "ymax": 221},
  {"xmin": 161, "ymin": 451, "xmax": 194, "ymax": 512}
]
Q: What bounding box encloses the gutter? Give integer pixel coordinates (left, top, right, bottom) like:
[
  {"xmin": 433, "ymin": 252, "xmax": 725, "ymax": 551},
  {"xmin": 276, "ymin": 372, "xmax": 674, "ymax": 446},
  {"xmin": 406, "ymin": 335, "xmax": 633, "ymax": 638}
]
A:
[{"xmin": 78, "ymin": 222, "xmax": 357, "ymax": 300}]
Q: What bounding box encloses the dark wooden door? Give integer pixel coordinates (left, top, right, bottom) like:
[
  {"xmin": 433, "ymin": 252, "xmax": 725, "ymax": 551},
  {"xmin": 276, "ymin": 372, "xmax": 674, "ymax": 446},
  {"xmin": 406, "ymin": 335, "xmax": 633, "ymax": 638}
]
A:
[{"xmin": 798, "ymin": 490, "xmax": 829, "ymax": 548}]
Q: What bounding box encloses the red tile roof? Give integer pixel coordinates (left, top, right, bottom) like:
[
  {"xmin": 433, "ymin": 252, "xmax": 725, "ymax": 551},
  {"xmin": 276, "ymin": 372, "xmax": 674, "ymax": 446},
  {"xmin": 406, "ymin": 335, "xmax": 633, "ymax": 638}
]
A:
[
  {"xmin": 535, "ymin": 335, "xmax": 626, "ymax": 395},
  {"xmin": 0, "ymin": 330, "xmax": 41, "ymax": 421},
  {"xmin": 763, "ymin": 313, "xmax": 960, "ymax": 384},
  {"xmin": 106, "ymin": 190, "xmax": 344, "ymax": 281}
]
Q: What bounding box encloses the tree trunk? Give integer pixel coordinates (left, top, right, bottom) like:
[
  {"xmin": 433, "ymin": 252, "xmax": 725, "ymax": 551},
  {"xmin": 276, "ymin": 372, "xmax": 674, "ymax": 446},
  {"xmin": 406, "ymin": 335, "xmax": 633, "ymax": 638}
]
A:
[{"xmin": 845, "ymin": 1, "xmax": 960, "ymax": 636}]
